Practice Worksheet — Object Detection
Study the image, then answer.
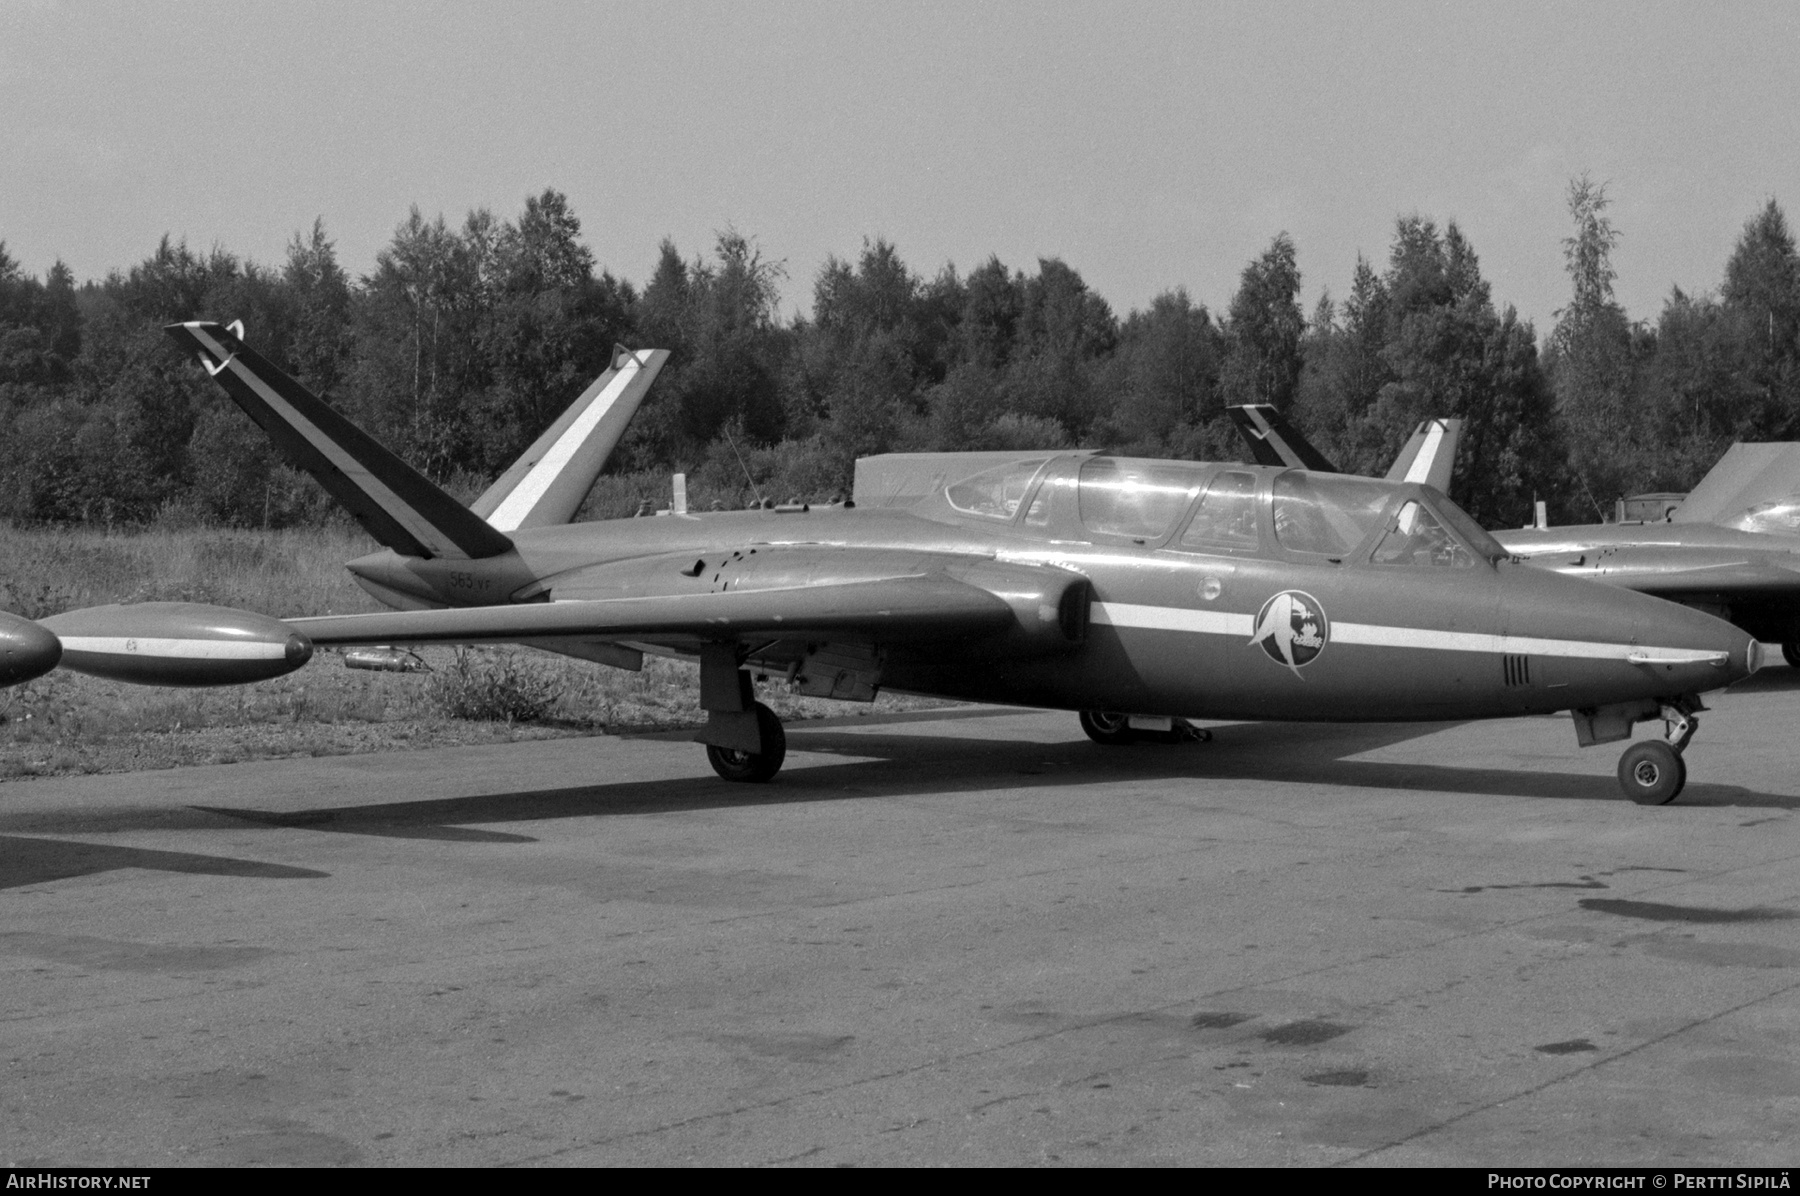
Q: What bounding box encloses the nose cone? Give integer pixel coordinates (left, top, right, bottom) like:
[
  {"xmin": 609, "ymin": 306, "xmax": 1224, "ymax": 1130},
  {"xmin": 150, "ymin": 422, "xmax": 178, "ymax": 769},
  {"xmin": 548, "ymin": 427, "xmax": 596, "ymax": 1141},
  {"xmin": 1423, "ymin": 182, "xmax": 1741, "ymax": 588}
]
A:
[
  {"xmin": 1502, "ymin": 565, "xmax": 1757, "ymax": 698},
  {"xmin": 0, "ymin": 611, "xmax": 62, "ymax": 686},
  {"xmin": 1637, "ymin": 599, "xmax": 1759, "ymax": 691},
  {"xmin": 1604, "ymin": 579, "xmax": 1758, "ymax": 690}
]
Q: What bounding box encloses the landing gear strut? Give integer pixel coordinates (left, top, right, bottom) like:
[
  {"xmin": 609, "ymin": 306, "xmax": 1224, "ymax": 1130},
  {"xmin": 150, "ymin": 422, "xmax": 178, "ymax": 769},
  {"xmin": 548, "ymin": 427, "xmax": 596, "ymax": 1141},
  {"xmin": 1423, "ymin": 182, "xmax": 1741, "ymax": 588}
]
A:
[
  {"xmin": 706, "ymin": 701, "xmax": 786, "ymax": 783},
  {"xmin": 1616, "ymin": 701, "xmax": 1698, "ymax": 805}
]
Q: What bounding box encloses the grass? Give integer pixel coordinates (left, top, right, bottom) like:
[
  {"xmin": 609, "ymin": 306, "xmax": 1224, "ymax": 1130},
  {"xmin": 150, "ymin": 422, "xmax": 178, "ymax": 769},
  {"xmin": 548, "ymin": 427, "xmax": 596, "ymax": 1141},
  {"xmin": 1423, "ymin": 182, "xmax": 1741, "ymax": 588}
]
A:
[{"xmin": 0, "ymin": 522, "xmax": 955, "ymax": 782}]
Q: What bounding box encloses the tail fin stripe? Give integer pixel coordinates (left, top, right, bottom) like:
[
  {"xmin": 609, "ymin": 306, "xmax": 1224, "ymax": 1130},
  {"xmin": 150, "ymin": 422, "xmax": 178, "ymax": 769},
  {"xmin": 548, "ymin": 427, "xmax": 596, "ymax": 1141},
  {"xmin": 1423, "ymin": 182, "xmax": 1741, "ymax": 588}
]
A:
[
  {"xmin": 486, "ymin": 355, "xmax": 645, "ymax": 530},
  {"xmin": 1402, "ymin": 424, "xmax": 1445, "ymax": 483},
  {"xmin": 171, "ymin": 322, "xmax": 512, "ymax": 561}
]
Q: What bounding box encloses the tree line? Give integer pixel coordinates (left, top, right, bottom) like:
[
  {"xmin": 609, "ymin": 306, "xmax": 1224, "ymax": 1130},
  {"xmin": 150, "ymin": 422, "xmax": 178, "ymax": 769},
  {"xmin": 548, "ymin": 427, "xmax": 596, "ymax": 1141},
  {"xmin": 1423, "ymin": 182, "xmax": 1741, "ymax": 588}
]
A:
[{"xmin": 2, "ymin": 181, "xmax": 1797, "ymax": 533}]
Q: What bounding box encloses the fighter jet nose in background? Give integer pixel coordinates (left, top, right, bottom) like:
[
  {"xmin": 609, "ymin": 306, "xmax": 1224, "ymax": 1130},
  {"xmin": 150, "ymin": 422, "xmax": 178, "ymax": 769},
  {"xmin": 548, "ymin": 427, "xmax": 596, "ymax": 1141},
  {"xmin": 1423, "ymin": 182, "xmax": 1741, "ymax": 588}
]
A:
[{"xmin": 0, "ymin": 610, "xmax": 62, "ymax": 687}]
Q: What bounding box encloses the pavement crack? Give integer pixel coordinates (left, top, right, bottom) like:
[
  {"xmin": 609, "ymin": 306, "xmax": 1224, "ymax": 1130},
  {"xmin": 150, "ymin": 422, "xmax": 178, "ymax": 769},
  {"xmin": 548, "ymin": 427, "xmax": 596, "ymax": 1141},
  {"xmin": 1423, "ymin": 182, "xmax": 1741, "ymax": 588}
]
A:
[{"xmin": 1342, "ymin": 972, "xmax": 1800, "ymax": 1165}]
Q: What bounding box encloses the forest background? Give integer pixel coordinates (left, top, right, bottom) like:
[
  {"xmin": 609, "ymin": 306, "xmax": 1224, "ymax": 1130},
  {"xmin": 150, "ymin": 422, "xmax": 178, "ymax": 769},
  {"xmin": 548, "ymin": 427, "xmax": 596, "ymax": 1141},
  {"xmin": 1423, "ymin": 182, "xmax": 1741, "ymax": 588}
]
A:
[{"xmin": 4, "ymin": 178, "xmax": 1800, "ymax": 539}]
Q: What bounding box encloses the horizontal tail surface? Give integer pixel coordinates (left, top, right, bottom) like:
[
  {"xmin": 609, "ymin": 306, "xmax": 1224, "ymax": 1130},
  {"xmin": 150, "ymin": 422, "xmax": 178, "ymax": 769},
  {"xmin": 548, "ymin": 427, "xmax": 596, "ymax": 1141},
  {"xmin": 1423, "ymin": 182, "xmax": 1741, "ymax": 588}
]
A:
[
  {"xmin": 165, "ymin": 321, "xmax": 514, "ymax": 561},
  {"xmin": 471, "ymin": 345, "xmax": 670, "ymax": 530}
]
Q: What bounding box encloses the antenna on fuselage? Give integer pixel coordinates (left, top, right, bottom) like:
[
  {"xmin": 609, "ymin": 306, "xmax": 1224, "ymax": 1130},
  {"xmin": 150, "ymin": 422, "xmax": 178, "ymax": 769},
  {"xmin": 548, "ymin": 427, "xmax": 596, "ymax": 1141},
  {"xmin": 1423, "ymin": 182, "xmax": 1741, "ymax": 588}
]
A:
[{"xmin": 722, "ymin": 425, "xmax": 763, "ymax": 507}]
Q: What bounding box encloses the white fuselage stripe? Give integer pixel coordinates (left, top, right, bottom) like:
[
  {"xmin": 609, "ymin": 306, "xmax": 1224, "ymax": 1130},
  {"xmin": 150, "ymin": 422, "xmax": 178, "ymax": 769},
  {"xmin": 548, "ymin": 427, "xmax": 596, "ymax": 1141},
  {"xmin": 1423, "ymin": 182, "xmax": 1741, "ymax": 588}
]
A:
[
  {"xmin": 58, "ymin": 636, "xmax": 289, "ymax": 661},
  {"xmin": 1091, "ymin": 602, "xmax": 1721, "ymax": 663},
  {"xmin": 192, "ymin": 328, "xmax": 459, "ymax": 560},
  {"xmin": 1091, "ymin": 603, "xmax": 1253, "ymax": 636},
  {"xmin": 487, "ymin": 359, "xmax": 642, "ymax": 531}
]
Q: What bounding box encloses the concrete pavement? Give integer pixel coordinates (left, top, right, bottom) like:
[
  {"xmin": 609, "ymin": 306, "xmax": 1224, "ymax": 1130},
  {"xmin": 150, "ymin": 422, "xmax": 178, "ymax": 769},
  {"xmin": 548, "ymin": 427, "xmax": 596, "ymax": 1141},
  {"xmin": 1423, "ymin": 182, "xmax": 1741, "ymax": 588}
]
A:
[{"xmin": 3, "ymin": 674, "xmax": 1799, "ymax": 1166}]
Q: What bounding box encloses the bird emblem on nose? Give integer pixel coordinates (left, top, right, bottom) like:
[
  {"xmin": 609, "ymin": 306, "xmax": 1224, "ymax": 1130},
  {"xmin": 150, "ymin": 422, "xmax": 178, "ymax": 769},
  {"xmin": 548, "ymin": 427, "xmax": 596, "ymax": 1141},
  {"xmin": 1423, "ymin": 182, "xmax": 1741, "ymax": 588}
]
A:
[{"xmin": 1250, "ymin": 590, "xmax": 1328, "ymax": 676}]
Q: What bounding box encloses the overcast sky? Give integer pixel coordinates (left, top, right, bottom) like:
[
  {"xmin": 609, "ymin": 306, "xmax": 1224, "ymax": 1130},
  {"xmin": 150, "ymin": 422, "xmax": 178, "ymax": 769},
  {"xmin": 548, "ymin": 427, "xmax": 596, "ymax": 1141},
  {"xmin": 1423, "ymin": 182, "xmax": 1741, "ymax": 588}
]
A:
[{"xmin": 4, "ymin": 1, "xmax": 1798, "ymax": 332}]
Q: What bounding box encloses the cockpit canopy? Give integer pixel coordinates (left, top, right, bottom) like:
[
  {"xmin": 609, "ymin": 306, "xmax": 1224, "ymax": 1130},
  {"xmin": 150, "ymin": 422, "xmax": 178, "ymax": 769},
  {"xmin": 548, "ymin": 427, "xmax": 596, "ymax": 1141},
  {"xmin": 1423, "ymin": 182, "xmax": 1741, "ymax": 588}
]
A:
[
  {"xmin": 1074, "ymin": 458, "xmax": 1204, "ymax": 540},
  {"xmin": 897, "ymin": 451, "xmax": 1509, "ymax": 567},
  {"xmin": 945, "ymin": 457, "xmax": 1050, "ymax": 521}
]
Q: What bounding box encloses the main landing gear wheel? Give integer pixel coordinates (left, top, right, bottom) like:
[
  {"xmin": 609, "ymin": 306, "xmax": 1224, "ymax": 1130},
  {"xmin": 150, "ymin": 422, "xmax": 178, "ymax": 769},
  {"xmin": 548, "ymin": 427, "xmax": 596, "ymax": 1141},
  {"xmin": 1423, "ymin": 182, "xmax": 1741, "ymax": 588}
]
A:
[
  {"xmin": 1078, "ymin": 711, "xmax": 1211, "ymax": 745},
  {"xmin": 1079, "ymin": 710, "xmax": 1135, "ymax": 746},
  {"xmin": 1784, "ymin": 641, "xmax": 1800, "ymax": 670},
  {"xmin": 1618, "ymin": 740, "xmax": 1686, "ymax": 805},
  {"xmin": 706, "ymin": 702, "xmax": 787, "ymax": 783}
]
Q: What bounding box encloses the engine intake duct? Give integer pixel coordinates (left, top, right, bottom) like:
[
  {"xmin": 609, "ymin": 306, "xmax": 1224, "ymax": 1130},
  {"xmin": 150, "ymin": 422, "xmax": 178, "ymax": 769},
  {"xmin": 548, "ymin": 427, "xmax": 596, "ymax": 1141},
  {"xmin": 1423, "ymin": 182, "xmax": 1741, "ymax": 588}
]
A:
[{"xmin": 944, "ymin": 558, "xmax": 1090, "ymax": 654}]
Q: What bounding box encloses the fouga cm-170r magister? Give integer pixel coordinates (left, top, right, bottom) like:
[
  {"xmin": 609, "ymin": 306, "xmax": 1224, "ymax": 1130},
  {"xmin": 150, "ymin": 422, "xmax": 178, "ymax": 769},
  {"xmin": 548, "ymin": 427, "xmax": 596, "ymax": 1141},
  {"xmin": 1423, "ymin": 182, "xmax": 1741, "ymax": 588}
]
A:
[{"xmin": 164, "ymin": 321, "xmax": 1761, "ymax": 805}]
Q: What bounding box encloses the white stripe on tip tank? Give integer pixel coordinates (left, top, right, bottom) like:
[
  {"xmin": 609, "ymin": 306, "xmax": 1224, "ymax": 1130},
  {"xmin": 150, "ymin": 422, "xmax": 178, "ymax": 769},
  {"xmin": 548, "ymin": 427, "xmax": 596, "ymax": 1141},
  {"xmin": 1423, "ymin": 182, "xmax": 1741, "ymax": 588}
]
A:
[
  {"xmin": 1091, "ymin": 602, "xmax": 1724, "ymax": 663},
  {"xmin": 190, "ymin": 327, "xmax": 459, "ymax": 559},
  {"xmin": 487, "ymin": 357, "xmax": 643, "ymax": 531},
  {"xmin": 58, "ymin": 637, "xmax": 290, "ymax": 661}
]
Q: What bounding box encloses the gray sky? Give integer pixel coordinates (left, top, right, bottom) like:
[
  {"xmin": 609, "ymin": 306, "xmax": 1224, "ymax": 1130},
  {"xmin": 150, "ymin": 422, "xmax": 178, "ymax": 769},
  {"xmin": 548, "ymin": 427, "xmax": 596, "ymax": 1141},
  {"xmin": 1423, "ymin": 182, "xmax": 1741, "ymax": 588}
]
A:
[{"xmin": 4, "ymin": 1, "xmax": 1798, "ymax": 332}]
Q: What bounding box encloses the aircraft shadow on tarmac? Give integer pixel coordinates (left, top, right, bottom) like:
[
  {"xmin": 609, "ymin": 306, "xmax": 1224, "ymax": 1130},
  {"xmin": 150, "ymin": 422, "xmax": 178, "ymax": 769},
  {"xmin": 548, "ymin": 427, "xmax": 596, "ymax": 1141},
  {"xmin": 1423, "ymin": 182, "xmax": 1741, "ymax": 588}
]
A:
[
  {"xmin": 168, "ymin": 716, "xmax": 1800, "ymax": 845},
  {"xmin": 0, "ymin": 834, "xmax": 329, "ymax": 891}
]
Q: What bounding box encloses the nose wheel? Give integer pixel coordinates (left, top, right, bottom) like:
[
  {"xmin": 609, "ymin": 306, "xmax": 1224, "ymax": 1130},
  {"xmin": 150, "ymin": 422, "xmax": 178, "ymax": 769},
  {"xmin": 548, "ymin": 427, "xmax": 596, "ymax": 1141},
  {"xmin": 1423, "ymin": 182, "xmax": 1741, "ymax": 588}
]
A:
[
  {"xmin": 1616, "ymin": 701, "xmax": 1698, "ymax": 805},
  {"xmin": 1618, "ymin": 741, "xmax": 1685, "ymax": 805}
]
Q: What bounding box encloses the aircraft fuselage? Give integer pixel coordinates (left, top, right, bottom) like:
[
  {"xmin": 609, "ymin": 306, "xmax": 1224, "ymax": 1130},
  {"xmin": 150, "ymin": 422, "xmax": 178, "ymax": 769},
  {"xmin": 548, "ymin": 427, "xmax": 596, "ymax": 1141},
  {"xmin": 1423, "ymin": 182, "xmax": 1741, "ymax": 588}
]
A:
[{"xmin": 340, "ymin": 458, "xmax": 1754, "ymax": 726}]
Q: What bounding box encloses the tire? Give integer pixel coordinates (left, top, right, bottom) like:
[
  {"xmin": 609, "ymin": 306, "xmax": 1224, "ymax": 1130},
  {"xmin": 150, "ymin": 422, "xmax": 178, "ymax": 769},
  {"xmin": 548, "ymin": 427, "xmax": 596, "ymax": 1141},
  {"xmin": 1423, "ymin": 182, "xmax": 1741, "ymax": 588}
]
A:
[
  {"xmin": 1783, "ymin": 641, "xmax": 1800, "ymax": 670},
  {"xmin": 1617, "ymin": 740, "xmax": 1686, "ymax": 806},
  {"xmin": 706, "ymin": 702, "xmax": 787, "ymax": 783},
  {"xmin": 1079, "ymin": 710, "xmax": 1136, "ymax": 746}
]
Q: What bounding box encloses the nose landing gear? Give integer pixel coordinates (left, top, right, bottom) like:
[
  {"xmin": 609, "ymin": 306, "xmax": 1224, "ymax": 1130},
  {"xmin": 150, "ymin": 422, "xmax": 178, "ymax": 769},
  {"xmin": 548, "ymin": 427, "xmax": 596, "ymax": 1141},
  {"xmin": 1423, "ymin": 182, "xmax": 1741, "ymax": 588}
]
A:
[{"xmin": 1616, "ymin": 700, "xmax": 1699, "ymax": 805}]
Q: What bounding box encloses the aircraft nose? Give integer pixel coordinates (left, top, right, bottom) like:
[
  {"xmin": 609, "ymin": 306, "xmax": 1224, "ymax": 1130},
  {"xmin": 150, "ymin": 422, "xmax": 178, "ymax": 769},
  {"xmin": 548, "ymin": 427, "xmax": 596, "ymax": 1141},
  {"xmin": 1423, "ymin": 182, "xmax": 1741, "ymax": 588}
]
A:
[
  {"xmin": 0, "ymin": 611, "xmax": 62, "ymax": 686},
  {"xmin": 1501, "ymin": 566, "xmax": 1758, "ymax": 698},
  {"xmin": 1624, "ymin": 588, "xmax": 1759, "ymax": 690}
]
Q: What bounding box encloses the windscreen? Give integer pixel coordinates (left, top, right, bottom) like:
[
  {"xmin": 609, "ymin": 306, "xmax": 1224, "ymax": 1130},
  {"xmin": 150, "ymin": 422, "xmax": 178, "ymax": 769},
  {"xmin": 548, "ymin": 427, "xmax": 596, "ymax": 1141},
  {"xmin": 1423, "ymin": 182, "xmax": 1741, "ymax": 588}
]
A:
[
  {"xmin": 1372, "ymin": 501, "xmax": 1477, "ymax": 567},
  {"xmin": 1078, "ymin": 458, "xmax": 1204, "ymax": 539},
  {"xmin": 1424, "ymin": 487, "xmax": 1510, "ymax": 564},
  {"xmin": 1271, "ymin": 472, "xmax": 1393, "ymax": 557}
]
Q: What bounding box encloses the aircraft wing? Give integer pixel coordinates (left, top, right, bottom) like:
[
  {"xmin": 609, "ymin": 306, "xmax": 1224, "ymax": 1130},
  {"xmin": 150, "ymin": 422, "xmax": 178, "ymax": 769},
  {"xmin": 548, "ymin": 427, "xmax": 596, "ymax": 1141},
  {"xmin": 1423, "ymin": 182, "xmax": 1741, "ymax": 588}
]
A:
[{"xmin": 286, "ymin": 575, "xmax": 1017, "ymax": 648}]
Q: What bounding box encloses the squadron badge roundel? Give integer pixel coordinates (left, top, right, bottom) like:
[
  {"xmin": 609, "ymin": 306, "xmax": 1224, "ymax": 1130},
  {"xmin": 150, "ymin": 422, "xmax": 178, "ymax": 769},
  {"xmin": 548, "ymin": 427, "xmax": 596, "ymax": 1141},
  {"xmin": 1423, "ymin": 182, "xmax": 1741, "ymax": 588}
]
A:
[{"xmin": 1249, "ymin": 590, "xmax": 1328, "ymax": 676}]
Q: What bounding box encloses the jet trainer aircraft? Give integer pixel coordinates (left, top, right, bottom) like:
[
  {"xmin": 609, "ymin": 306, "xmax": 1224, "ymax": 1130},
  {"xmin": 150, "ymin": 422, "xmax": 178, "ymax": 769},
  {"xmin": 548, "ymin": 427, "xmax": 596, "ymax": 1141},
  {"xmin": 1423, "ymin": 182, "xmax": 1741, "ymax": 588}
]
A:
[{"xmin": 162, "ymin": 321, "xmax": 1759, "ymax": 805}]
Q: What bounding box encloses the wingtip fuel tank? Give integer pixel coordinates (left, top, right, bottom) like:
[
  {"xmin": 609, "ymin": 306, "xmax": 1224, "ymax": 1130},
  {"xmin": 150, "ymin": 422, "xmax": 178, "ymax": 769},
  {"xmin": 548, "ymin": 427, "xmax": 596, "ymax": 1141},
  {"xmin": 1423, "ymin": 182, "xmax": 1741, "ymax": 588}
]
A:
[
  {"xmin": 0, "ymin": 611, "xmax": 61, "ymax": 687},
  {"xmin": 38, "ymin": 602, "xmax": 312, "ymax": 687}
]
